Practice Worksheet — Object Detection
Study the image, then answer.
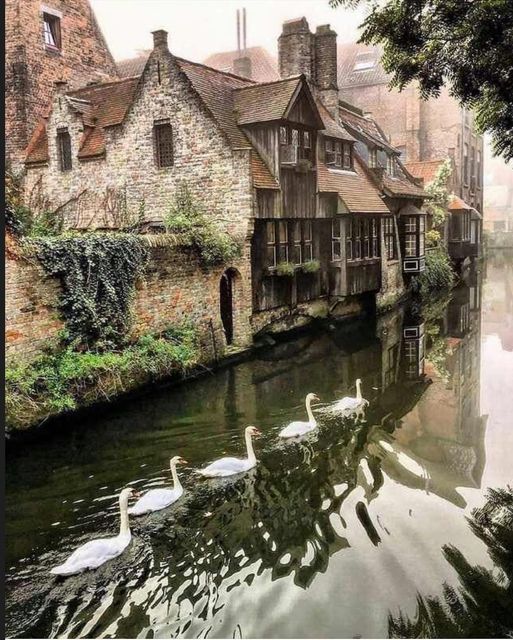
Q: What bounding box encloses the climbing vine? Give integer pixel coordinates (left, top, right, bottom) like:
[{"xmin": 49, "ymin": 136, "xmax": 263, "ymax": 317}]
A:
[
  {"xmin": 164, "ymin": 184, "xmax": 242, "ymax": 266},
  {"xmin": 425, "ymin": 158, "xmax": 453, "ymax": 235},
  {"xmin": 33, "ymin": 233, "xmax": 149, "ymax": 349}
]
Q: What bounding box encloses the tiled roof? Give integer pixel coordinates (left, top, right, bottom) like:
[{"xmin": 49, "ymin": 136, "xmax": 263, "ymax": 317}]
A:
[
  {"xmin": 337, "ymin": 42, "xmax": 390, "ymax": 88},
  {"xmin": 68, "ymin": 77, "xmax": 140, "ymax": 128},
  {"xmin": 251, "ymin": 151, "xmax": 279, "ymax": 189},
  {"xmin": 448, "ymin": 195, "xmax": 473, "ymax": 211},
  {"xmin": 405, "ymin": 159, "xmax": 446, "ymax": 185},
  {"xmin": 383, "ymin": 173, "xmax": 426, "ymax": 199},
  {"xmin": 317, "ymin": 100, "xmax": 355, "ymax": 142},
  {"xmin": 339, "ymin": 103, "xmax": 397, "ymax": 153},
  {"xmin": 24, "ymin": 121, "xmax": 48, "ymax": 165},
  {"xmin": 116, "ymin": 51, "xmax": 150, "ymax": 78},
  {"xmin": 234, "ymin": 76, "xmax": 304, "ymax": 125},
  {"xmin": 317, "ymin": 156, "xmax": 390, "ymax": 214},
  {"xmin": 175, "ymin": 57, "xmax": 253, "ymax": 149},
  {"xmin": 77, "ymin": 126, "xmax": 106, "ymax": 159},
  {"xmin": 203, "ymin": 46, "xmax": 280, "ymax": 83}
]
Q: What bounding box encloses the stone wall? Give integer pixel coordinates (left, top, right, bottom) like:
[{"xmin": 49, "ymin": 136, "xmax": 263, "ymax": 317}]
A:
[
  {"xmin": 5, "ymin": 241, "xmax": 253, "ymax": 365},
  {"xmin": 5, "ymin": 0, "xmax": 117, "ymax": 170}
]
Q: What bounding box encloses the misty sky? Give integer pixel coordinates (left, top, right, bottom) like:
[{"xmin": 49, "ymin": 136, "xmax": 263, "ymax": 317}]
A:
[{"xmin": 90, "ymin": 0, "xmax": 366, "ymax": 62}]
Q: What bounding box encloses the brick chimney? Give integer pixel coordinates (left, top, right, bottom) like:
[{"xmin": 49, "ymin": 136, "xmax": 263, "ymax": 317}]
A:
[
  {"xmin": 278, "ymin": 17, "xmax": 314, "ymax": 81},
  {"xmin": 233, "ymin": 55, "xmax": 252, "ymax": 79},
  {"xmin": 314, "ymin": 25, "xmax": 338, "ymax": 117},
  {"xmin": 152, "ymin": 29, "xmax": 169, "ymax": 51}
]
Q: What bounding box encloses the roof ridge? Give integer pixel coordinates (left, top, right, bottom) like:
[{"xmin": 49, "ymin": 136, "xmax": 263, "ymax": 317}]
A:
[
  {"xmin": 233, "ymin": 74, "xmax": 302, "ymax": 91},
  {"xmin": 175, "ymin": 56, "xmax": 256, "ymax": 84}
]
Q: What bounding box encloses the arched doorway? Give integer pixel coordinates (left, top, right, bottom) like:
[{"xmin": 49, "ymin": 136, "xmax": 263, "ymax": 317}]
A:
[{"xmin": 220, "ymin": 269, "xmax": 237, "ymax": 345}]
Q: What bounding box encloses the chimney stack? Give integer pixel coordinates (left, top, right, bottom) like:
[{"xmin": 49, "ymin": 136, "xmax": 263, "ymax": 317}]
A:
[
  {"xmin": 314, "ymin": 25, "xmax": 338, "ymax": 117},
  {"xmin": 233, "ymin": 8, "xmax": 251, "ymax": 78},
  {"xmin": 278, "ymin": 17, "xmax": 314, "ymax": 81},
  {"xmin": 152, "ymin": 29, "xmax": 169, "ymax": 51}
]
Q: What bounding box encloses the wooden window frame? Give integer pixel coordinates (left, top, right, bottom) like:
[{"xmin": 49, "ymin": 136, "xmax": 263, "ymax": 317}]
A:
[
  {"xmin": 266, "ymin": 221, "xmax": 277, "ymax": 267},
  {"xmin": 56, "ymin": 128, "xmax": 72, "ymax": 172},
  {"xmin": 369, "ymin": 147, "xmax": 378, "ymax": 168},
  {"xmin": 280, "ymin": 124, "xmax": 314, "ymax": 163},
  {"xmin": 278, "ymin": 220, "xmax": 289, "ymax": 263},
  {"xmin": 403, "ymin": 216, "xmax": 426, "ymax": 258},
  {"xmin": 154, "ymin": 120, "xmax": 173, "ymax": 168},
  {"xmin": 384, "ymin": 216, "xmax": 396, "ymax": 261},
  {"xmin": 303, "ymin": 220, "xmax": 313, "ymax": 262},
  {"xmin": 292, "ymin": 221, "xmax": 302, "ymax": 265},
  {"xmin": 325, "ymin": 138, "xmax": 353, "ymax": 170},
  {"xmin": 346, "ymin": 219, "xmax": 353, "ymax": 261},
  {"xmin": 43, "ymin": 12, "xmax": 61, "ymax": 51},
  {"xmin": 332, "ymin": 218, "xmax": 343, "ymax": 261}
]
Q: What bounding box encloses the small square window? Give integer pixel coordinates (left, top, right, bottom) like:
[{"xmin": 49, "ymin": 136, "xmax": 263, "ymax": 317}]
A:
[{"xmin": 43, "ymin": 12, "xmax": 61, "ymax": 50}]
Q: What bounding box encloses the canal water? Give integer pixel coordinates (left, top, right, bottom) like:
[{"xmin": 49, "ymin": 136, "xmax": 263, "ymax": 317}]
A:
[{"xmin": 5, "ymin": 252, "xmax": 513, "ymax": 639}]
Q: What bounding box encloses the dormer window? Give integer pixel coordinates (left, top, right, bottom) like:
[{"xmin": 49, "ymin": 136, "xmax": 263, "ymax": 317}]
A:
[
  {"xmin": 326, "ymin": 139, "xmax": 353, "ymax": 170},
  {"xmin": 353, "ymin": 52, "xmax": 375, "ymax": 71},
  {"xmin": 43, "ymin": 12, "xmax": 61, "ymax": 51},
  {"xmin": 280, "ymin": 125, "xmax": 314, "ymax": 164}
]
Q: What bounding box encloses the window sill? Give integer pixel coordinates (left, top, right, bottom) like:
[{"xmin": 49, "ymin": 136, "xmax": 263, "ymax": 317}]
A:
[
  {"xmin": 44, "ymin": 45, "xmax": 62, "ymax": 55},
  {"xmin": 387, "ymin": 259, "xmax": 400, "ymax": 265},
  {"xmin": 326, "ymin": 167, "xmax": 356, "ymax": 175},
  {"xmin": 347, "ymin": 257, "xmax": 380, "ymax": 265}
]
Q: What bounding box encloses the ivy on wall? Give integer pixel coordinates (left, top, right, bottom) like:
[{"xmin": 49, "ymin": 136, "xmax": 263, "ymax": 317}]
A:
[
  {"xmin": 33, "ymin": 233, "xmax": 149, "ymax": 349},
  {"xmin": 164, "ymin": 184, "xmax": 242, "ymax": 266}
]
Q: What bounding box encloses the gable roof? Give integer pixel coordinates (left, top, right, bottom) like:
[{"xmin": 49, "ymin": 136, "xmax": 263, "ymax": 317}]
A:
[
  {"xmin": 203, "ymin": 46, "xmax": 280, "ymax": 83},
  {"xmin": 382, "ymin": 172, "xmax": 426, "ymax": 199},
  {"xmin": 317, "ymin": 100, "xmax": 355, "ymax": 142},
  {"xmin": 234, "ymin": 75, "xmax": 323, "ymax": 128},
  {"xmin": 317, "ymin": 155, "xmax": 390, "ymax": 214},
  {"xmin": 337, "ymin": 42, "xmax": 390, "ymax": 88},
  {"xmin": 67, "ymin": 77, "xmax": 140, "ymax": 128}
]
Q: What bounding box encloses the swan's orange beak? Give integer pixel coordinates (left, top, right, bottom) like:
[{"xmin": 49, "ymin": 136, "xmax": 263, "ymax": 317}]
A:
[
  {"xmin": 179, "ymin": 457, "xmax": 188, "ymax": 464},
  {"xmin": 132, "ymin": 490, "xmax": 142, "ymax": 498},
  {"xmin": 313, "ymin": 394, "xmax": 320, "ymax": 402},
  {"xmin": 252, "ymin": 427, "xmax": 262, "ymax": 436}
]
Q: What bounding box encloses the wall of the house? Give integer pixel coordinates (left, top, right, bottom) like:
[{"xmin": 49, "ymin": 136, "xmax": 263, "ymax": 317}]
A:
[
  {"xmin": 23, "ymin": 50, "xmax": 253, "ymax": 241},
  {"xmin": 5, "ymin": 0, "xmax": 117, "ymax": 170},
  {"xmin": 5, "ymin": 243, "xmax": 253, "ymax": 365}
]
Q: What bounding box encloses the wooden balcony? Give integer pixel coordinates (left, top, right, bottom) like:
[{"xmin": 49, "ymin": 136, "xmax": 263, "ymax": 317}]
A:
[{"xmin": 329, "ymin": 258, "xmax": 381, "ymax": 297}]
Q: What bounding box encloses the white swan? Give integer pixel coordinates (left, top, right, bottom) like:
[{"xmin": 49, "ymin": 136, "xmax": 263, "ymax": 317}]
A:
[
  {"xmin": 279, "ymin": 393, "xmax": 320, "ymax": 438},
  {"xmin": 128, "ymin": 456, "xmax": 187, "ymax": 516},
  {"xmin": 199, "ymin": 426, "xmax": 261, "ymax": 477},
  {"xmin": 323, "ymin": 378, "xmax": 368, "ymax": 419},
  {"xmin": 50, "ymin": 487, "xmax": 138, "ymax": 576}
]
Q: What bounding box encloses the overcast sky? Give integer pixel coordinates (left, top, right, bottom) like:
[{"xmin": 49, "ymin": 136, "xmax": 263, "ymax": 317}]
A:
[{"xmin": 90, "ymin": 0, "xmax": 366, "ymax": 62}]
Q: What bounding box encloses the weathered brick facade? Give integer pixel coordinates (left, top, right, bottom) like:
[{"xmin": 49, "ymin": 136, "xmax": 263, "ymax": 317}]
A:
[
  {"xmin": 5, "ymin": 0, "xmax": 117, "ymax": 172},
  {"xmin": 5, "ymin": 242, "xmax": 253, "ymax": 364}
]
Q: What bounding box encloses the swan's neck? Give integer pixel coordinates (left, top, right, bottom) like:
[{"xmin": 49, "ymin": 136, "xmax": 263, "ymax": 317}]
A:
[
  {"xmin": 356, "ymin": 380, "xmax": 362, "ymax": 402},
  {"xmin": 119, "ymin": 497, "xmax": 130, "ymax": 537},
  {"xmin": 170, "ymin": 462, "xmax": 182, "ymax": 491},
  {"xmin": 245, "ymin": 431, "xmax": 257, "ymax": 465},
  {"xmin": 306, "ymin": 397, "xmax": 316, "ymax": 425}
]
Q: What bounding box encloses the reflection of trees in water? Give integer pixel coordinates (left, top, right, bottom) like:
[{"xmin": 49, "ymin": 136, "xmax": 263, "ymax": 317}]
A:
[{"xmin": 388, "ymin": 486, "xmax": 513, "ymax": 638}]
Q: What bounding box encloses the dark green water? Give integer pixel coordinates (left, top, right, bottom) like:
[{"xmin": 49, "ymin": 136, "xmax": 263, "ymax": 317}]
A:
[{"xmin": 5, "ymin": 253, "xmax": 513, "ymax": 639}]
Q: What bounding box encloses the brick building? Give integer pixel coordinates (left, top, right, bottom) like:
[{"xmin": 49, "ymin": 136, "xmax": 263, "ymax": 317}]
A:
[
  {"xmin": 5, "ymin": 0, "xmax": 118, "ymax": 172},
  {"xmin": 21, "ymin": 19, "xmax": 426, "ymax": 350},
  {"xmin": 337, "ymin": 43, "xmax": 484, "ymax": 216}
]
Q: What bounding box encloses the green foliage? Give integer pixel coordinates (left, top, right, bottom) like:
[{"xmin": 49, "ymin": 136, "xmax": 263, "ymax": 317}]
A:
[
  {"xmin": 5, "ymin": 324, "xmax": 199, "ymax": 431},
  {"xmin": 301, "ymin": 259, "xmax": 321, "ymax": 273},
  {"xmin": 425, "ymin": 159, "xmax": 453, "ymax": 231},
  {"xmin": 425, "ymin": 229, "xmax": 442, "ymax": 248},
  {"xmin": 330, "ymin": 0, "xmax": 513, "ymax": 160},
  {"xmin": 275, "ymin": 261, "xmax": 296, "ymax": 277},
  {"xmin": 5, "ymin": 172, "xmax": 62, "ymax": 237},
  {"xmin": 411, "ymin": 247, "xmax": 455, "ymax": 296},
  {"xmin": 164, "ymin": 184, "xmax": 242, "ymax": 266},
  {"xmin": 33, "ymin": 233, "xmax": 149, "ymax": 349}
]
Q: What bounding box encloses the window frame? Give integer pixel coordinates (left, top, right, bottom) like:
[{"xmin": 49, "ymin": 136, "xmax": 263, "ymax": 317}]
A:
[
  {"xmin": 325, "ymin": 138, "xmax": 353, "ymax": 170},
  {"xmin": 56, "ymin": 128, "xmax": 72, "ymax": 172},
  {"xmin": 384, "ymin": 216, "xmax": 397, "ymax": 261},
  {"xmin": 43, "ymin": 12, "xmax": 61, "ymax": 51},
  {"xmin": 153, "ymin": 120, "xmax": 174, "ymax": 168}
]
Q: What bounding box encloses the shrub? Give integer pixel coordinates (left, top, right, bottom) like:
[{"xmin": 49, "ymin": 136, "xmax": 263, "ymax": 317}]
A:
[
  {"xmin": 301, "ymin": 259, "xmax": 320, "ymax": 273},
  {"xmin": 412, "ymin": 247, "xmax": 455, "ymax": 296},
  {"xmin": 5, "ymin": 324, "xmax": 199, "ymax": 431},
  {"xmin": 275, "ymin": 261, "xmax": 296, "ymax": 277},
  {"xmin": 164, "ymin": 185, "xmax": 242, "ymax": 266}
]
